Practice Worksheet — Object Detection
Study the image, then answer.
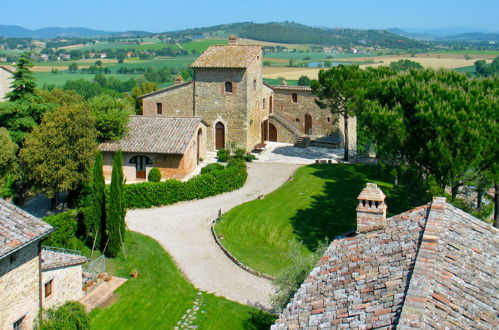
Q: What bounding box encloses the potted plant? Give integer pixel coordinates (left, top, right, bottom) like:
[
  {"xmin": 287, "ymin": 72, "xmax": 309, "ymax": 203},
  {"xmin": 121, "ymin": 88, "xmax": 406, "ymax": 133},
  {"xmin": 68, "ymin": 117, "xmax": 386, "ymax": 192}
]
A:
[
  {"xmin": 105, "ymin": 275, "xmax": 112, "ymax": 282},
  {"xmin": 130, "ymin": 269, "xmax": 139, "ymax": 278},
  {"xmin": 98, "ymin": 273, "xmax": 106, "ymax": 279},
  {"xmin": 82, "ymin": 284, "xmax": 88, "ymax": 292},
  {"xmin": 87, "ymin": 280, "xmax": 94, "ymax": 287}
]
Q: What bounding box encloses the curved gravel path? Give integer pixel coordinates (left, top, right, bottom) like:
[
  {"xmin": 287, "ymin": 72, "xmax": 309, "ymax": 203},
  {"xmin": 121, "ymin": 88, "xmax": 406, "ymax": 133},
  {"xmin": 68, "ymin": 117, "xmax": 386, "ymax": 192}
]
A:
[{"xmin": 126, "ymin": 163, "xmax": 300, "ymax": 308}]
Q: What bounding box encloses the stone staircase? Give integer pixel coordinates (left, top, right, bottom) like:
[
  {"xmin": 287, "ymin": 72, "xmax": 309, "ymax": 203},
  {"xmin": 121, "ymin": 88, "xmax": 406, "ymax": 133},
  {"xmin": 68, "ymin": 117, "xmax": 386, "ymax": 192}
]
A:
[
  {"xmin": 294, "ymin": 136, "xmax": 311, "ymax": 148},
  {"xmin": 269, "ymin": 113, "xmax": 302, "ymax": 137}
]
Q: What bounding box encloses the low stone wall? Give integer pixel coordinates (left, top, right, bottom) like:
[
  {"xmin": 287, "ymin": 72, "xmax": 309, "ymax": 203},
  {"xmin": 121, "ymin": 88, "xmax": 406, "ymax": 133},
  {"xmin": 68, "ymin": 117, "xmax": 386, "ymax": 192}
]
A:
[{"xmin": 211, "ymin": 215, "xmax": 274, "ymax": 281}]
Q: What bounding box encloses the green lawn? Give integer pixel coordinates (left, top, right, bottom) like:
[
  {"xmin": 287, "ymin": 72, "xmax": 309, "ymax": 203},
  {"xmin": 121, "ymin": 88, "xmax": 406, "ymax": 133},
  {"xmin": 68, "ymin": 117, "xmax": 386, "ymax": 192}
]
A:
[
  {"xmin": 89, "ymin": 232, "xmax": 270, "ymax": 329},
  {"xmin": 215, "ymin": 164, "xmax": 429, "ymax": 276}
]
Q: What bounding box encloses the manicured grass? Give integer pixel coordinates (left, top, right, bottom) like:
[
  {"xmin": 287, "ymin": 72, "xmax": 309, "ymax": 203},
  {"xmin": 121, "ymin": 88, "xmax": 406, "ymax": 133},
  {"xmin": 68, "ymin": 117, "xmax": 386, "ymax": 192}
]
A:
[
  {"xmin": 89, "ymin": 232, "xmax": 266, "ymax": 329},
  {"xmin": 215, "ymin": 164, "xmax": 429, "ymax": 276}
]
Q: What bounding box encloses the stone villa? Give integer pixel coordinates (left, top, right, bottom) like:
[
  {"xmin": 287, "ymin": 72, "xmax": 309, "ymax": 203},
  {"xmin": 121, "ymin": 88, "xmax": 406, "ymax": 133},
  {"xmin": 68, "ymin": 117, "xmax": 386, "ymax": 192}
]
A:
[
  {"xmin": 0, "ymin": 198, "xmax": 87, "ymax": 329},
  {"xmin": 100, "ymin": 36, "xmax": 356, "ymax": 181},
  {"xmin": 0, "ymin": 66, "xmax": 13, "ymax": 101},
  {"xmin": 273, "ymin": 184, "xmax": 498, "ymax": 329}
]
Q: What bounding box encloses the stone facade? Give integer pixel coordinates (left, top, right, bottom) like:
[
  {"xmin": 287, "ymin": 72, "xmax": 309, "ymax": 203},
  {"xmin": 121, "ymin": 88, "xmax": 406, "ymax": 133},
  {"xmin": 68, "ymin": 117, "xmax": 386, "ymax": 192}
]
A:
[
  {"xmin": 0, "ymin": 66, "xmax": 13, "ymax": 101},
  {"xmin": 42, "ymin": 265, "xmax": 84, "ymax": 309},
  {"xmin": 0, "ymin": 242, "xmax": 40, "ymax": 330},
  {"xmin": 140, "ymin": 39, "xmax": 357, "ymax": 152}
]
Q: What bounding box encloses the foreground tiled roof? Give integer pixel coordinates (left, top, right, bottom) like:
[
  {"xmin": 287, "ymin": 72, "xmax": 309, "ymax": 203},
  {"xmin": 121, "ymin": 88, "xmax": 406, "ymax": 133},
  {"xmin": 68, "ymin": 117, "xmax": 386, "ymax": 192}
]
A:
[
  {"xmin": 0, "ymin": 198, "xmax": 53, "ymax": 258},
  {"xmin": 190, "ymin": 45, "xmax": 261, "ymax": 68},
  {"xmin": 99, "ymin": 116, "xmax": 203, "ymax": 155},
  {"xmin": 41, "ymin": 249, "xmax": 88, "ymax": 270},
  {"xmin": 273, "ymin": 198, "xmax": 499, "ymax": 329}
]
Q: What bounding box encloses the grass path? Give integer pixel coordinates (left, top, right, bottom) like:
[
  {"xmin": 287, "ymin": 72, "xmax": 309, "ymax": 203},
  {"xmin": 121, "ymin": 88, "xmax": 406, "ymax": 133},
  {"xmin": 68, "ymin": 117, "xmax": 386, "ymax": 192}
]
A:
[
  {"xmin": 89, "ymin": 232, "xmax": 272, "ymax": 329},
  {"xmin": 215, "ymin": 164, "xmax": 429, "ymax": 276}
]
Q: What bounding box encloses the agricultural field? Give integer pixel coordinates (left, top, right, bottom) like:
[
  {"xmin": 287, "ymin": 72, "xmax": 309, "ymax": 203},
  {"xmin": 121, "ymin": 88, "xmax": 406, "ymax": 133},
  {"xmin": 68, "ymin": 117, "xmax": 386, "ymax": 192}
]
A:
[{"xmin": 34, "ymin": 72, "xmax": 142, "ymax": 87}]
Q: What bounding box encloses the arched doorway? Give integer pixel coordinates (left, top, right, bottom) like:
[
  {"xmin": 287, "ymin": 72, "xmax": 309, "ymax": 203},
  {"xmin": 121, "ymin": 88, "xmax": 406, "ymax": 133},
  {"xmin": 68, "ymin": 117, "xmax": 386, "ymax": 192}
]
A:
[
  {"xmin": 129, "ymin": 155, "xmax": 152, "ymax": 179},
  {"xmin": 261, "ymin": 120, "xmax": 269, "ymax": 143},
  {"xmin": 269, "ymin": 123, "xmax": 278, "ymax": 142},
  {"xmin": 215, "ymin": 122, "xmax": 225, "ymax": 150},
  {"xmin": 304, "ymin": 114, "xmax": 312, "ymax": 134},
  {"xmin": 197, "ymin": 128, "xmax": 202, "ymax": 164}
]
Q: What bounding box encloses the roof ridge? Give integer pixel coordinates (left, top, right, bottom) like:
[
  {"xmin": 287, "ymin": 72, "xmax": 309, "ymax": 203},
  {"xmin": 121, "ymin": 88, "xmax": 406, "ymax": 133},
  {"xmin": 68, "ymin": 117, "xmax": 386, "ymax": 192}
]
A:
[{"xmin": 138, "ymin": 81, "xmax": 192, "ymax": 99}]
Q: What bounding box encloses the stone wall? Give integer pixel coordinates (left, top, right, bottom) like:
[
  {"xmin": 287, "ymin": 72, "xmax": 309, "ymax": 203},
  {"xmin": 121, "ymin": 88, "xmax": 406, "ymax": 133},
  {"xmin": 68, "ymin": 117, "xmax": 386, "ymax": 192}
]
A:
[
  {"xmin": 0, "ymin": 67, "xmax": 13, "ymax": 101},
  {"xmin": 142, "ymin": 83, "xmax": 194, "ymax": 117},
  {"xmin": 269, "ymin": 117, "xmax": 297, "ymax": 144},
  {"xmin": 42, "ymin": 265, "xmax": 84, "ymax": 309},
  {"xmin": 272, "ymin": 88, "xmax": 339, "ymax": 137},
  {"xmin": 194, "ymin": 67, "xmax": 249, "ymax": 150},
  {"xmin": 338, "ymin": 115, "xmax": 357, "ymax": 155},
  {"xmin": 0, "ymin": 242, "xmax": 40, "ymax": 330}
]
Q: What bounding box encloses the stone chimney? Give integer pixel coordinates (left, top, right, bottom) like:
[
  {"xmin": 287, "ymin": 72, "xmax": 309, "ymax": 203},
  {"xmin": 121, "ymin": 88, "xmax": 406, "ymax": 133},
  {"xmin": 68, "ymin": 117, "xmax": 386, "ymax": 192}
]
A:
[
  {"xmin": 356, "ymin": 183, "xmax": 387, "ymax": 233},
  {"xmin": 175, "ymin": 75, "xmax": 183, "ymax": 85},
  {"xmin": 229, "ymin": 35, "xmax": 237, "ymax": 45}
]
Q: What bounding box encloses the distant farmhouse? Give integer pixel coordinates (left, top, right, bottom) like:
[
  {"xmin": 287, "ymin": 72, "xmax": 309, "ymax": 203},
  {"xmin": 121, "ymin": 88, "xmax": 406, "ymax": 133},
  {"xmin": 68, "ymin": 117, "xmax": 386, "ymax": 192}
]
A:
[
  {"xmin": 100, "ymin": 36, "xmax": 356, "ymax": 182},
  {"xmin": 0, "ymin": 199, "xmax": 87, "ymax": 329},
  {"xmin": 272, "ymin": 184, "xmax": 498, "ymax": 329},
  {"xmin": 0, "ymin": 66, "xmax": 13, "ymax": 101}
]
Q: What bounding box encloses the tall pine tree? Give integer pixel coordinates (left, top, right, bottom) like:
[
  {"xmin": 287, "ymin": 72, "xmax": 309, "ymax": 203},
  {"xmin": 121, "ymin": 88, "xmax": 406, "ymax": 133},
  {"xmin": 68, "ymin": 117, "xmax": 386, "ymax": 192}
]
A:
[
  {"xmin": 104, "ymin": 151, "xmax": 125, "ymax": 257},
  {"xmin": 87, "ymin": 151, "xmax": 106, "ymax": 251},
  {"xmin": 6, "ymin": 53, "xmax": 38, "ymax": 102}
]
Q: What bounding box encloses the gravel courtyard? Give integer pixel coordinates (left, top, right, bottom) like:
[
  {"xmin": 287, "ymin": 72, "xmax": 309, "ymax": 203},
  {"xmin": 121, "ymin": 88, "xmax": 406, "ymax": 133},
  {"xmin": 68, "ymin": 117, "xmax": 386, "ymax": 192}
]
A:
[
  {"xmin": 254, "ymin": 142, "xmax": 344, "ymax": 164},
  {"xmin": 126, "ymin": 162, "xmax": 300, "ymax": 308}
]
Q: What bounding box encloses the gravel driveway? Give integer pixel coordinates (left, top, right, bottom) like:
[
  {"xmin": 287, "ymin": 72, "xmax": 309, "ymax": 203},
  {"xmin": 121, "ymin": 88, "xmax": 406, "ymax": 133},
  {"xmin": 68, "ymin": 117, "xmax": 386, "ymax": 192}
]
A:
[{"xmin": 126, "ymin": 162, "xmax": 300, "ymax": 308}]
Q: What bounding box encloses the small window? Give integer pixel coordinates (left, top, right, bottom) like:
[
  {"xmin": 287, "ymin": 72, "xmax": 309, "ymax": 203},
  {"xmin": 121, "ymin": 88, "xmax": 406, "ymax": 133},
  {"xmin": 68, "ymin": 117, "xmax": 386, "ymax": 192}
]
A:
[
  {"xmin": 292, "ymin": 93, "xmax": 298, "ymax": 103},
  {"xmin": 156, "ymin": 103, "xmax": 162, "ymax": 115},
  {"xmin": 327, "ymin": 117, "xmax": 331, "ymax": 123},
  {"xmin": 224, "ymin": 81, "xmax": 233, "ymax": 93},
  {"xmin": 13, "ymin": 316, "xmax": 24, "ymax": 330},
  {"xmin": 262, "ymin": 98, "xmax": 266, "ymax": 109},
  {"xmin": 295, "ymin": 118, "xmax": 300, "ymax": 123},
  {"xmin": 45, "ymin": 280, "xmax": 53, "ymax": 298},
  {"xmin": 253, "ymin": 79, "xmax": 257, "ymax": 91}
]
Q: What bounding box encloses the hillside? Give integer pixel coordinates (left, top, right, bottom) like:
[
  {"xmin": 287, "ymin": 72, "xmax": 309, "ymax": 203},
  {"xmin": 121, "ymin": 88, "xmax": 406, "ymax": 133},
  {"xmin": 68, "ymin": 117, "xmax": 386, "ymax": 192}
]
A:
[
  {"xmin": 160, "ymin": 22, "xmax": 429, "ymax": 49},
  {"xmin": 0, "ymin": 25, "xmax": 149, "ymax": 38}
]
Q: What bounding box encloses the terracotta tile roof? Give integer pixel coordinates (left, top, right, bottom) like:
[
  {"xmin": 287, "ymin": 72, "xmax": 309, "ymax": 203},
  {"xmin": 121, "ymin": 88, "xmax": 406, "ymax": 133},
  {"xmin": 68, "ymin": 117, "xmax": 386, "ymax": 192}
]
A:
[
  {"xmin": 190, "ymin": 45, "xmax": 261, "ymax": 68},
  {"xmin": 41, "ymin": 249, "xmax": 88, "ymax": 270},
  {"xmin": 99, "ymin": 116, "xmax": 203, "ymax": 155},
  {"xmin": 272, "ymin": 198, "xmax": 499, "ymax": 329},
  {"xmin": 138, "ymin": 81, "xmax": 192, "ymax": 99},
  {"xmin": 0, "ymin": 198, "xmax": 53, "ymax": 259}
]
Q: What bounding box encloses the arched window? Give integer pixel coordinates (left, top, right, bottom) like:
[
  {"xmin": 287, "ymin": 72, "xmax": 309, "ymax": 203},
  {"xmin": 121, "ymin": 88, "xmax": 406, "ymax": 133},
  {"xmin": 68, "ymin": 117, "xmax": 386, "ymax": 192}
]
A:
[
  {"xmin": 129, "ymin": 155, "xmax": 152, "ymax": 179},
  {"xmin": 292, "ymin": 93, "xmax": 298, "ymax": 103},
  {"xmin": 224, "ymin": 82, "xmax": 233, "ymax": 93}
]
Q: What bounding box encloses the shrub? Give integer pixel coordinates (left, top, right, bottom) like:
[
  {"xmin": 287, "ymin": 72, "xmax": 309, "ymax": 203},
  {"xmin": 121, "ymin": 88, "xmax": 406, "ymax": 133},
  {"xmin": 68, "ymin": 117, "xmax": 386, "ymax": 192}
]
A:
[
  {"xmin": 43, "ymin": 210, "xmax": 84, "ymax": 250},
  {"xmin": 233, "ymin": 148, "xmax": 246, "ymax": 159},
  {"xmin": 200, "ymin": 163, "xmax": 225, "ymax": 175},
  {"xmin": 242, "ymin": 309, "xmax": 278, "ymax": 330},
  {"xmin": 148, "ymin": 167, "xmax": 161, "ymax": 182},
  {"xmin": 217, "ymin": 148, "xmax": 229, "ymax": 162},
  {"xmin": 245, "ymin": 153, "xmax": 257, "ymax": 162},
  {"xmin": 123, "ymin": 159, "xmax": 247, "ymax": 209},
  {"xmin": 37, "ymin": 301, "xmax": 90, "ymax": 330}
]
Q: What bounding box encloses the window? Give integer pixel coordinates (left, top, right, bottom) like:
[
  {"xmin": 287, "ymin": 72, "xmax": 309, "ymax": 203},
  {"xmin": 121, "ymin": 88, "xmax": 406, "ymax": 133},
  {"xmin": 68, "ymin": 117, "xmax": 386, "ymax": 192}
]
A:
[
  {"xmin": 295, "ymin": 118, "xmax": 300, "ymax": 123},
  {"xmin": 13, "ymin": 317, "xmax": 24, "ymax": 330},
  {"xmin": 262, "ymin": 98, "xmax": 265, "ymax": 109},
  {"xmin": 45, "ymin": 280, "xmax": 53, "ymax": 297},
  {"xmin": 253, "ymin": 79, "xmax": 257, "ymax": 91},
  {"xmin": 292, "ymin": 93, "xmax": 298, "ymax": 103},
  {"xmin": 327, "ymin": 117, "xmax": 331, "ymax": 123},
  {"xmin": 156, "ymin": 103, "xmax": 162, "ymax": 115},
  {"xmin": 224, "ymin": 81, "xmax": 233, "ymax": 93}
]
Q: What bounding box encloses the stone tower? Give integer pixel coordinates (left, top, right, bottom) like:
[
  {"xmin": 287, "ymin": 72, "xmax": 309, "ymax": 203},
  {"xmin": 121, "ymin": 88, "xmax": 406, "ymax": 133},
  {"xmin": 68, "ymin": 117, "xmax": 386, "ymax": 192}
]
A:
[{"xmin": 356, "ymin": 183, "xmax": 387, "ymax": 233}]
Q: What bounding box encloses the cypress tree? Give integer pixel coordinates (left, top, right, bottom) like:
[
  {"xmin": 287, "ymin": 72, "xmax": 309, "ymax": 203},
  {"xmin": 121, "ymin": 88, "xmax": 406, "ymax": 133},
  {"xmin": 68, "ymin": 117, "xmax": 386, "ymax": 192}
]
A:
[
  {"xmin": 105, "ymin": 151, "xmax": 125, "ymax": 257},
  {"xmin": 87, "ymin": 151, "xmax": 105, "ymax": 251}
]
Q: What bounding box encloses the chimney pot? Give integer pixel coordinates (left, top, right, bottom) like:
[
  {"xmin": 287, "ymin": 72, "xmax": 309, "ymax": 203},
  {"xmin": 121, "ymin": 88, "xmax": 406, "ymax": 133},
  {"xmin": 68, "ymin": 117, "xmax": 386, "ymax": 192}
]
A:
[
  {"xmin": 175, "ymin": 76, "xmax": 183, "ymax": 85},
  {"xmin": 229, "ymin": 35, "xmax": 237, "ymax": 45},
  {"xmin": 356, "ymin": 183, "xmax": 387, "ymax": 233}
]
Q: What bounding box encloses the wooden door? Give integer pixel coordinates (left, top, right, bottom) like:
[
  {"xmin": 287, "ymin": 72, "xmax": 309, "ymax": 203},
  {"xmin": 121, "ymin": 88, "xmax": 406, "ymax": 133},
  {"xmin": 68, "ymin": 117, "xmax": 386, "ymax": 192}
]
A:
[
  {"xmin": 215, "ymin": 122, "xmax": 225, "ymax": 150},
  {"xmin": 269, "ymin": 123, "xmax": 277, "ymax": 142},
  {"xmin": 304, "ymin": 114, "xmax": 312, "ymax": 134},
  {"xmin": 131, "ymin": 155, "xmax": 151, "ymax": 179}
]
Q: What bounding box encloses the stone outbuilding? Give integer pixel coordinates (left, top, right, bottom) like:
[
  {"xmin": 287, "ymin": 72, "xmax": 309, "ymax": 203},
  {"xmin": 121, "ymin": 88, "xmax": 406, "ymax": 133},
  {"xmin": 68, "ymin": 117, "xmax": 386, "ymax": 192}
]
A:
[
  {"xmin": 139, "ymin": 37, "xmax": 356, "ymax": 153},
  {"xmin": 99, "ymin": 116, "xmax": 207, "ymax": 182},
  {"xmin": 272, "ymin": 184, "xmax": 498, "ymax": 329},
  {"xmin": 0, "ymin": 66, "xmax": 13, "ymax": 101},
  {"xmin": 0, "ymin": 198, "xmax": 87, "ymax": 330}
]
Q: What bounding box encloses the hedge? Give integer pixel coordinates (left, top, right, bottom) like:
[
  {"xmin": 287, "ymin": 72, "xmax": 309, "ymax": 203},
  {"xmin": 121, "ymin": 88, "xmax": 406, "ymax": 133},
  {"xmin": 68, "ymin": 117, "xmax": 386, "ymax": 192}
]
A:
[
  {"xmin": 123, "ymin": 161, "xmax": 247, "ymax": 209},
  {"xmin": 43, "ymin": 210, "xmax": 84, "ymax": 250}
]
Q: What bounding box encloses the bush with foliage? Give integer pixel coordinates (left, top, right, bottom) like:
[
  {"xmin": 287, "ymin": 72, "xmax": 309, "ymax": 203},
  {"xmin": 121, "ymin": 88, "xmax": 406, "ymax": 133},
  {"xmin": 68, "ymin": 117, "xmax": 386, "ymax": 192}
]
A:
[
  {"xmin": 242, "ymin": 309, "xmax": 278, "ymax": 330},
  {"xmin": 200, "ymin": 163, "xmax": 225, "ymax": 175},
  {"xmin": 87, "ymin": 94, "xmax": 134, "ymax": 142},
  {"xmin": 36, "ymin": 301, "xmax": 90, "ymax": 330},
  {"xmin": 233, "ymin": 148, "xmax": 246, "ymax": 160},
  {"xmin": 148, "ymin": 167, "xmax": 162, "ymax": 182},
  {"xmin": 217, "ymin": 148, "xmax": 229, "ymax": 162},
  {"xmin": 123, "ymin": 160, "xmax": 247, "ymax": 209},
  {"xmin": 43, "ymin": 210, "xmax": 84, "ymax": 250}
]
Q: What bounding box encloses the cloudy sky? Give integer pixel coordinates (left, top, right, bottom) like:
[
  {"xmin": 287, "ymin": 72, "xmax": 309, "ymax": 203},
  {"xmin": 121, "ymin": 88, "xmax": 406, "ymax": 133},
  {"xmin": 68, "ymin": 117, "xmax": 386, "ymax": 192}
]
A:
[{"xmin": 1, "ymin": 0, "xmax": 498, "ymax": 32}]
